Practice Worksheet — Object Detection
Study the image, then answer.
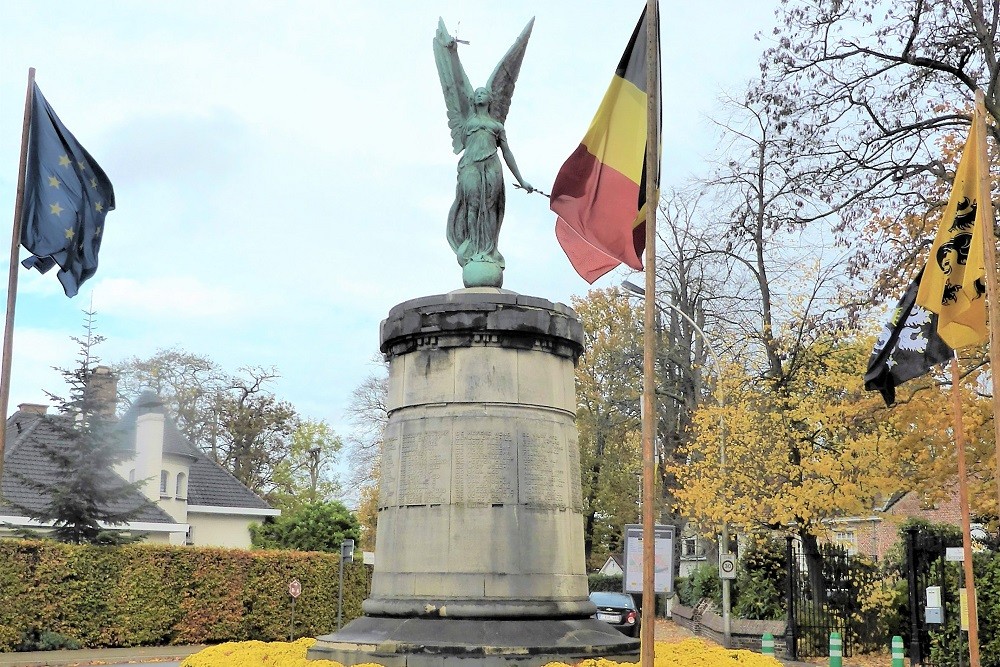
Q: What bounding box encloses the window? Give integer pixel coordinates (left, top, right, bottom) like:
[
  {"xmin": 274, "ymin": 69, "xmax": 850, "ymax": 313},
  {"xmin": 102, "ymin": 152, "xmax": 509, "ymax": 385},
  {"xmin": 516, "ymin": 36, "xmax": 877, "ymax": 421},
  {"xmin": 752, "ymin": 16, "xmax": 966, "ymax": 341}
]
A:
[
  {"xmin": 834, "ymin": 530, "xmax": 858, "ymax": 555},
  {"xmin": 175, "ymin": 472, "xmax": 186, "ymax": 499},
  {"xmin": 160, "ymin": 470, "xmax": 169, "ymax": 495},
  {"xmin": 681, "ymin": 536, "xmax": 705, "ymax": 559},
  {"xmin": 185, "ymin": 526, "xmax": 195, "ymax": 546}
]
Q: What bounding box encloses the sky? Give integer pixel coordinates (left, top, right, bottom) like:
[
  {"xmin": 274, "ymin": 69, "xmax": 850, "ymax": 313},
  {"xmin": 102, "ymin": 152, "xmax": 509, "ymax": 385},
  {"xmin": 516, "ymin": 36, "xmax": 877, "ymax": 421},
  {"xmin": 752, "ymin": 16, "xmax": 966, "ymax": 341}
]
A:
[{"xmin": 0, "ymin": 1, "xmax": 778, "ymax": 483}]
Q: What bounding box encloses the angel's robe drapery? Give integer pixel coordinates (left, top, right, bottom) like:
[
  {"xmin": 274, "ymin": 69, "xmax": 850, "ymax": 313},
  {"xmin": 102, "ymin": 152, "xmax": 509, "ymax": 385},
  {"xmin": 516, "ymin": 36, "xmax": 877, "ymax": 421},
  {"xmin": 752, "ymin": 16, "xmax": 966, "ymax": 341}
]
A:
[{"xmin": 550, "ymin": 5, "xmax": 658, "ymax": 284}]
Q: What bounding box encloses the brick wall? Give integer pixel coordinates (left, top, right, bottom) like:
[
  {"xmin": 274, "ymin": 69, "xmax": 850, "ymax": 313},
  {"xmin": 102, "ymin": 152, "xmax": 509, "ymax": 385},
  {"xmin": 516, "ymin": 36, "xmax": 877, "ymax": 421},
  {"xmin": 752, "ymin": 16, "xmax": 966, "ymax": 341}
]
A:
[
  {"xmin": 670, "ymin": 602, "xmax": 787, "ymax": 656},
  {"xmin": 837, "ymin": 488, "xmax": 963, "ymax": 561}
]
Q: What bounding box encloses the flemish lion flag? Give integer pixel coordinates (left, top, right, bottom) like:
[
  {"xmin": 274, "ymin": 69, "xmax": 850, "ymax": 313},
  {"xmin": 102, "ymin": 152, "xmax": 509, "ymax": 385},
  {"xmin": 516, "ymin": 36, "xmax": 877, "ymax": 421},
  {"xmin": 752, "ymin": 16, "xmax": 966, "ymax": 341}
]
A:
[
  {"xmin": 550, "ymin": 4, "xmax": 660, "ymax": 283},
  {"xmin": 914, "ymin": 100, "xmax": 991, "ymax": 348},
  {"xmin": 865, "ymin": 268, "xmax": 953, "ymax": 406}
]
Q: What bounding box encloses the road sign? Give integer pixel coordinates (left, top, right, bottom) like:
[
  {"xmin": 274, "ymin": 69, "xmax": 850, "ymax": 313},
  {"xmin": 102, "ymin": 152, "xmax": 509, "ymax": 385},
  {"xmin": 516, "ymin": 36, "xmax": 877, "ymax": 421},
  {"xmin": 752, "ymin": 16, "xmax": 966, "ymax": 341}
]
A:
[
  {"xmin": 288, "ymin": 578, "xmax": 302, "ymax": 599},
  {"xmin": 719, "ymin": 553, "xmax": 737, "ymax": 580}
]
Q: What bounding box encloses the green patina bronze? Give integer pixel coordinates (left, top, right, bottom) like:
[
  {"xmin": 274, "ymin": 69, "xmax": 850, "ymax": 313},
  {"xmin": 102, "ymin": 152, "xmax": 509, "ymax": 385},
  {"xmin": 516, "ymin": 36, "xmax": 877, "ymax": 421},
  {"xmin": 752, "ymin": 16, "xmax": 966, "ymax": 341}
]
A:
[{"xmin": 433, "ymin": 17, "xmax": 535, "ymax": 288}]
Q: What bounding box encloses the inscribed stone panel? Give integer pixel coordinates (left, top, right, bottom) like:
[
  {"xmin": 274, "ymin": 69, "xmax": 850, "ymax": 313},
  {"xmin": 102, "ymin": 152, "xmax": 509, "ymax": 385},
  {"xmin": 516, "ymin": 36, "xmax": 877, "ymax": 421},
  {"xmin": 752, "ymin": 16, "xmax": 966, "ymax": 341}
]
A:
[
  {"xmin": 379, "ymin": 426, "xmax": 401, "ymax": 509},
  {"xmin": 517, "ymin": 422, "xmax": 569, "ymax": 509},
  {"xmin": 452, "ymin": 429, "xmax": 516, "ymax": 505},
  {"xmin": 397, "ymin": 428, "xmax": 451, "ymax": 506}
]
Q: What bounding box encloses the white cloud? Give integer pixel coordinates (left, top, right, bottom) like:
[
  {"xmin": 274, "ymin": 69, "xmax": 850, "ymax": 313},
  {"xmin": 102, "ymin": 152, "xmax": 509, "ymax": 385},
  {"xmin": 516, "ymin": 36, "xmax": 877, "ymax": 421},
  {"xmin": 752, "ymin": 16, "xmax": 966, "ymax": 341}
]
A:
[{"xmin": 91, "ymin": 276, "xmax": 248, "ymax": 322}]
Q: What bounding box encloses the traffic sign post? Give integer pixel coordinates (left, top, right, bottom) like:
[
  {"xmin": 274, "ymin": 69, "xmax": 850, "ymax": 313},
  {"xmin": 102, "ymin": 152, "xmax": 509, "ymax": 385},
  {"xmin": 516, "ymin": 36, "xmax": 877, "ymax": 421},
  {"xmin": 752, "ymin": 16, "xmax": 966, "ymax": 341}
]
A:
[
  {"xmin": 288, "ymin": 578, "xmax": 302, "ymax": 641},
  {"xmin": 719, "ymin": 553, "xmax": 737, "ymax": 580}
]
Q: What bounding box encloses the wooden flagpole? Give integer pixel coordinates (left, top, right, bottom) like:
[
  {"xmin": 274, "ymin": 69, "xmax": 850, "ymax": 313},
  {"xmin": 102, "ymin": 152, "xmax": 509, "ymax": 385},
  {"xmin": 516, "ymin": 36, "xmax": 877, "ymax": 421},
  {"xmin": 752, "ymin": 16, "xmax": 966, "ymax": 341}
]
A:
[
  {"xmin": 950, "ymin": 356, "xmax": 981, "ymax": 667},
  {"xmin": 975, "ymin": 89, "xmax": 1000, "ymax": 530},
  {"xmin": 640, "ymin": 1, "xmax": 659, "ymax": 664},
  {"xmin": 0, "ymin": 67, "xmax": 35, "ymax": 484}
]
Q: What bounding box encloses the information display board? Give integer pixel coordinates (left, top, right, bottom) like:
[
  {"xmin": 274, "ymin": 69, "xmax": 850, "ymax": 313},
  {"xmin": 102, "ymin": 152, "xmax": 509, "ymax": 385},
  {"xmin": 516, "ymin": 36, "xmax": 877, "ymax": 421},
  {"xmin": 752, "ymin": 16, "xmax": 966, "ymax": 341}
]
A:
[{"xmin": 622, "ymin": 524, "xmax": 675, "ymax": 594}]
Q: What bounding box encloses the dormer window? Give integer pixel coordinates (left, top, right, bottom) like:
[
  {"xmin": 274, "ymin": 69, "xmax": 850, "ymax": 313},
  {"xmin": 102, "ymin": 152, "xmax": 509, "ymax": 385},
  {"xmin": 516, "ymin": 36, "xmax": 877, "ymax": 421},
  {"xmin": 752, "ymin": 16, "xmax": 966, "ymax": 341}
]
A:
[
  {"xmin": 160, "ymin": 470, "xmax": 170, "ymax": 496},
  {"xmin": 175, "ymin": 472, "xmax": 187, "ymax": 499}
]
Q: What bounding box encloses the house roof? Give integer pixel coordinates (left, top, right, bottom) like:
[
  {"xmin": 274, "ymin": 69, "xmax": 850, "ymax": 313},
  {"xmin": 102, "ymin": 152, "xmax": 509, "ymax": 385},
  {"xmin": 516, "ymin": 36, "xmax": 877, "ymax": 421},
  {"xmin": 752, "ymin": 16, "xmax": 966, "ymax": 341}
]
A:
[
  {"xmin": 117, "ymin": 390, "xmax": 273, "ymax": 511},
  {"xmin": 1, "ymin": 389, "xmax": 274, "ymax": 528},
  {"xmin": 0, "ymin": 410, "xmax": 174, "ymax": 525}
]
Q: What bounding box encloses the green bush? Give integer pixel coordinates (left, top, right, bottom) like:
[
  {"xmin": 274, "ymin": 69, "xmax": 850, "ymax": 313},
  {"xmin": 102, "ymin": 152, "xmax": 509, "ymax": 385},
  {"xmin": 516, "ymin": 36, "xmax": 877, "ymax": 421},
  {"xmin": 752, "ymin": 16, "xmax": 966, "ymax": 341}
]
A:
[
  {"xmin": 674, "ymin": 576, "xmax": 694, "ymax": 606},
  {"xmin": 250, "ymin": 501, "xmax": 360, "ymax": 553},
  {"xmin": 0, "ymin": 540, "xmax": 368, "ymax": 651},
  {"xmin": 587, "ymin": 573, "xmax": 624, "ymax": 592},
  {"xmin": 734, "ymin": 538, "xmax": 786, "ymax": 620},
  {"xmin": 928, "ymin": 551, "xmax": 1000, "ymax": 667},
  {"xmin": 689, "ymin": 563, "xmax": 722, "ymax": 608}
]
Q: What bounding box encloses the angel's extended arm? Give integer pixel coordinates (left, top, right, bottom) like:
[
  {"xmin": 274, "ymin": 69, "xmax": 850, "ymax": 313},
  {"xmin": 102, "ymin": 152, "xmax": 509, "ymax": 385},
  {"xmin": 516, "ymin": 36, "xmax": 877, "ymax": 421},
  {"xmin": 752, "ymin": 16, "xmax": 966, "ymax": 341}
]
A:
[
  {"xmin": 433, "ymin": 19, "xmax": 473, "ymax": 154},
  {"xmin": 498, "ymin": 128, "xmax": 533, "ymax": 193}
]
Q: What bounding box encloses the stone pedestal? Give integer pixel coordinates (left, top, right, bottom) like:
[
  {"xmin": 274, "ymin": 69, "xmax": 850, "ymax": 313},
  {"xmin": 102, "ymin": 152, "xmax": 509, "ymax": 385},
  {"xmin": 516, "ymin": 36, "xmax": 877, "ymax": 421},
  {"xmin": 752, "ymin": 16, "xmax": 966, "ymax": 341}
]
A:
[{"xmin": 308, "ymin": 289, "xmax": 638, "ymax": 666}]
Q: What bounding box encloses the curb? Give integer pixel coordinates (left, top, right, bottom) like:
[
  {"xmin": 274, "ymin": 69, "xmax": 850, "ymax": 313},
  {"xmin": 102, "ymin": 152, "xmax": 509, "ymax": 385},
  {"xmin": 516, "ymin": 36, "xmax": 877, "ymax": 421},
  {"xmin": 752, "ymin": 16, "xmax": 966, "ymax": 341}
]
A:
[{"xmin": 0, "ymin": 645, "xmax": 204, "ymax": 667}]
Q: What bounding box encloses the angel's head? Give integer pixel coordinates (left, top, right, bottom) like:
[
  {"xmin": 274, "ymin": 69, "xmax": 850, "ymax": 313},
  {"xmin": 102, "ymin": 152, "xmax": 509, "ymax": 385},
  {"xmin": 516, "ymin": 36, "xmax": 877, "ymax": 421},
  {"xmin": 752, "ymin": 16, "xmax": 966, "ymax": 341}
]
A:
[{"xmin": 473, "ymin": 87, "xmax": 491, "ymax": 106}]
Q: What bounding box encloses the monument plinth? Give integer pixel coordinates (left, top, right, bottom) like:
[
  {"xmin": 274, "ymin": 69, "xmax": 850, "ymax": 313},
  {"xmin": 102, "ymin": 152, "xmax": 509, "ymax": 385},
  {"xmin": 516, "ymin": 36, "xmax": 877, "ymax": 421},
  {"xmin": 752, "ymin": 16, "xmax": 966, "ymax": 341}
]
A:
[{"xmin": 308, "ymin": 289, "xmax": 639, "ymax": 666}]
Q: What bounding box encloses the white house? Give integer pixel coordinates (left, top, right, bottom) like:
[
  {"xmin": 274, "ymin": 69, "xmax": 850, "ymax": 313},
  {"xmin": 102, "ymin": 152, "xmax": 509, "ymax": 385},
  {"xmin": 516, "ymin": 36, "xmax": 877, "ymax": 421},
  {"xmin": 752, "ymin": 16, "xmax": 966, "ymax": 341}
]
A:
[{"xmin": 0, "ymin": 382, "xmax": 278, "ymax": 548}]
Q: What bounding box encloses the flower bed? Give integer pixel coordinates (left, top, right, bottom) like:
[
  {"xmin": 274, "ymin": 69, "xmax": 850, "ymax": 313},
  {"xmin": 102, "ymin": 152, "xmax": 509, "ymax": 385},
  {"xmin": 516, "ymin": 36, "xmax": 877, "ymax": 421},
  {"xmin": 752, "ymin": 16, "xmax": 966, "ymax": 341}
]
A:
[{"xmin": 180, "ymin": 637, "xmax": 782, "ymax": 667}]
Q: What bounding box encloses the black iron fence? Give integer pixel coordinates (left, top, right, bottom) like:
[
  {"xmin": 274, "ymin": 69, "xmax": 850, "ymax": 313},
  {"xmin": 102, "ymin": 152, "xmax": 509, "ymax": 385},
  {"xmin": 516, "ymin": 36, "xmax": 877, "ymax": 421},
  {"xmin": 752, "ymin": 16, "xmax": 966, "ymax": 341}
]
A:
[{"xmin": 785, "ymin": 537, "xmax": 886, "ymax": 659}]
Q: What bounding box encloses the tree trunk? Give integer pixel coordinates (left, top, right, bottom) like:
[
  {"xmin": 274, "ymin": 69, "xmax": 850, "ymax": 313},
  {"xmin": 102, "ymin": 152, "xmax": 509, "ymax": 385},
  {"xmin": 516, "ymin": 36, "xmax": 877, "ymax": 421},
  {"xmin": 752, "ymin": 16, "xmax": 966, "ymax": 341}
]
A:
[{"xmin": 799, "ymin": 531, "xmax": 828, "ymax": 608}]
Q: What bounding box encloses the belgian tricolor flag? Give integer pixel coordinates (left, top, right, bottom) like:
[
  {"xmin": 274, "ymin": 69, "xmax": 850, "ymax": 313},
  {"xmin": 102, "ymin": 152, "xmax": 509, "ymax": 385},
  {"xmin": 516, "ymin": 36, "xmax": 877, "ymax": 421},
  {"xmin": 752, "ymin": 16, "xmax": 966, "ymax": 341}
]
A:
[{"xmin": 551, "ymin": 5, "xmax": 659, "ymax": 283}]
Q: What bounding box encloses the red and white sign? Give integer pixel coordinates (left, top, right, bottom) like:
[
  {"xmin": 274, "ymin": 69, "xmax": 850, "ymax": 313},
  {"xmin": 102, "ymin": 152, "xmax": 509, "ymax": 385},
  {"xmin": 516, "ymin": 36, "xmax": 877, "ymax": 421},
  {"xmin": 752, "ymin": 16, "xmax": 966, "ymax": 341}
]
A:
[{"xmin": 288, "ymin": 578, "xmax": 302, "ymax": 599}]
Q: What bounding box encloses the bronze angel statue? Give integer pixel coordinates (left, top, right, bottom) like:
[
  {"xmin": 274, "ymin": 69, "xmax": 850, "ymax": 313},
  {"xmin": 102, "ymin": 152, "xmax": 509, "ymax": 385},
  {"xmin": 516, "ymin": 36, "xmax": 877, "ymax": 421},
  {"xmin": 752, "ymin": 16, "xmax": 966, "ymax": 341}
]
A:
[{"xmin": 433, "ymin": 17, "xmax": 535, "ymax": 288}]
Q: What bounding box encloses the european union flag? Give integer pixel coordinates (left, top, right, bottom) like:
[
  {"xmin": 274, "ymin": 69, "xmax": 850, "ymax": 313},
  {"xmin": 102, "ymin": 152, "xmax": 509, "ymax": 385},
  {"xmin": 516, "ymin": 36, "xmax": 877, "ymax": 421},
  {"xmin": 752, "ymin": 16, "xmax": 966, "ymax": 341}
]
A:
[{"xmin": 20, "ymin": 83, "xmax": 114, "ymax": 297}]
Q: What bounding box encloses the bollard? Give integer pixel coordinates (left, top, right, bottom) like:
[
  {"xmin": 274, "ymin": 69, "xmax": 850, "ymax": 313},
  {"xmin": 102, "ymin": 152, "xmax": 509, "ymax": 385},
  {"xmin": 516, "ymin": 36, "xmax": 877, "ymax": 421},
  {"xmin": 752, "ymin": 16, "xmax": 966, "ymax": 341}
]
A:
[
  {"xmin": 761, "ymin": 632, "xmax": 775, "ymax": 656},
  {"xmin": 829, "ymin": 632, "xmax": 842, "ymax": 667},
  {"xmin": 891, "ymin": 636, "xmax": 905, "ymax": 667}
]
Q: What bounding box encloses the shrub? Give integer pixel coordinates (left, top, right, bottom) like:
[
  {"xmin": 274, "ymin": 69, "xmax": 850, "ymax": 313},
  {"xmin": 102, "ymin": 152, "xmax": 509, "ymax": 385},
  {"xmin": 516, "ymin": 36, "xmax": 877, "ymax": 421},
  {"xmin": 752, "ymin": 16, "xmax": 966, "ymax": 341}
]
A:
[
  {"xmin": 587, "ymin": 573, "xmax": 623, "ymax": 592},
  {"xmin": 0, "ymin": 540, "xmax": 368, "ymax": 651},
  {"xmin": 928, "ymin": 551, "xmax": 1000, "ymax": 667},
  {"xmin": 734, "ymin": 538, "xmax": 786, "ymax": 620},
  {"xmin": 689, "ymin": 563, "xmax": 722, "ymax": 608},
  {"xmin": 250, "ymin": 501, "xmax": 360, "ymax": 553},
  {"xmin": 674, "ymin": 576, "xmax": 695, "ymax": 606}
]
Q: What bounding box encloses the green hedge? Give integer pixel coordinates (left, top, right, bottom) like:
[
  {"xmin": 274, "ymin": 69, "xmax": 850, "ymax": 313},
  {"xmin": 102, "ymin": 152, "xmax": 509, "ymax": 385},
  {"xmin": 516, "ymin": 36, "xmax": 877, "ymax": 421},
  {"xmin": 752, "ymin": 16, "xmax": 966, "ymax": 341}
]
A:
[
  {"xmin": 587, "ymin": 573, "xmax": 624, "ymax": 592},
  {"xmin": 0, "ymin": 540, "xmax": 368, "ymax": 651},
  {"xmin": 928, "ymin": 551, "xmax": 1000, "ymax": 667}
]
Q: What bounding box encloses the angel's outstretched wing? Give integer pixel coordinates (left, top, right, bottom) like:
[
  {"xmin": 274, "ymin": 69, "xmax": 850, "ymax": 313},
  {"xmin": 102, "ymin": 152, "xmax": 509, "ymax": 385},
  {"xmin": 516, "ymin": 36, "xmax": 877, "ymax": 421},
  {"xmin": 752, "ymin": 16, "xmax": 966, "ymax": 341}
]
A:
[
  {"xmin": 486, "ymin": 18, "xmax": 534, "ymax": 126},
  {"xmin": 433, "ymin": 18, "xmax": 474, "ymax": 154}
]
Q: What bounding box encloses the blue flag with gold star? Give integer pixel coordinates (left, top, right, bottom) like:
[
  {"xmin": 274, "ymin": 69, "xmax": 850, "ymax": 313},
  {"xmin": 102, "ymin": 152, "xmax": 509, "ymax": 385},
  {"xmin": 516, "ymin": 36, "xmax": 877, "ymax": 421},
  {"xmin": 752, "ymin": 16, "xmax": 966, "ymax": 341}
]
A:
[{"xmin": 20, "ymin": 83, "xmax": 114, "ymax": 297}]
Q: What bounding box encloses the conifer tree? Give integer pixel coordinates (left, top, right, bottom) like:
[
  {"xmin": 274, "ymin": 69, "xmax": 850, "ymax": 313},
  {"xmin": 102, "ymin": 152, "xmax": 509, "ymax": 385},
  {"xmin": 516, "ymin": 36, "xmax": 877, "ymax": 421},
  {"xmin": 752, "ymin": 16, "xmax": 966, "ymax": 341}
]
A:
[{"xmin": 11, "ymin": 309, "xmax": 144, "ymax": 544}]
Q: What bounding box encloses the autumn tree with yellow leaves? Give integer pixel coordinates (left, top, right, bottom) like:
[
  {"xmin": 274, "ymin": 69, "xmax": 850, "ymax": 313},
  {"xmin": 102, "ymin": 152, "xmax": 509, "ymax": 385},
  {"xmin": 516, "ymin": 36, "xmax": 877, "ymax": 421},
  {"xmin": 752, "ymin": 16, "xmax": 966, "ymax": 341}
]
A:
[{"xmin": 572, "ymin": 288, "xmax": 644, "ymax": 567}]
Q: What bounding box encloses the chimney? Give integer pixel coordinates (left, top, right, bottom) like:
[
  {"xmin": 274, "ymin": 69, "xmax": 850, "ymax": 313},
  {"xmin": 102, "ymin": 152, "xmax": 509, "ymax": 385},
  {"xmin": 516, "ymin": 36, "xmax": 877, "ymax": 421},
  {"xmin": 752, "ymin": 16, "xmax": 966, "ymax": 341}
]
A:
[
  {"xmin": 86, "ymin": 366, "xmax": 118, "ymax": 418},
  {"xmin": 17, "ymin": 403, "xmax": 48, "ymax": 415},
  {"xmin": 134, "ymin": 393, "xmax": 166, "ymax": 502}
]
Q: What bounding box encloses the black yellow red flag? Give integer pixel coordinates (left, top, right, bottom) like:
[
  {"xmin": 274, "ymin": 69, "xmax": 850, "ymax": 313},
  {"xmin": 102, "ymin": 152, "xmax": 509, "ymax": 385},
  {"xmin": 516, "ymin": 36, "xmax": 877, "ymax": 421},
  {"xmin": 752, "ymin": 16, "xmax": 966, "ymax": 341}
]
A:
[{"xmin": 550, "ymin": 4, "xmax": 660, "ymax": 283}]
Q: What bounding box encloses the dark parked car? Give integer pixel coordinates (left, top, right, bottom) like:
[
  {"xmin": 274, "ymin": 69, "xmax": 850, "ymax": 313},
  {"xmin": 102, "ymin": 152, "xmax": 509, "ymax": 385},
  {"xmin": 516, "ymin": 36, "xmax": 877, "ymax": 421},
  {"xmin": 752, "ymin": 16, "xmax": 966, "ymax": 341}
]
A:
[{"xmin": 589, "ymin": 591, "xmax": 640, "ymax": 637}]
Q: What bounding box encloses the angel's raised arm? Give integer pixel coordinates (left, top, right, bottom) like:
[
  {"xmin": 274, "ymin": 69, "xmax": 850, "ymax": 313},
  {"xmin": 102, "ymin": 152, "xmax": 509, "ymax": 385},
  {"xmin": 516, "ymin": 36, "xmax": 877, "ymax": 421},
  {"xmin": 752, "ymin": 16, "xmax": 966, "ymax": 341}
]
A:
[{"xmin": 433, "ymin": 18, "xmax": 474, "ymax": 154}]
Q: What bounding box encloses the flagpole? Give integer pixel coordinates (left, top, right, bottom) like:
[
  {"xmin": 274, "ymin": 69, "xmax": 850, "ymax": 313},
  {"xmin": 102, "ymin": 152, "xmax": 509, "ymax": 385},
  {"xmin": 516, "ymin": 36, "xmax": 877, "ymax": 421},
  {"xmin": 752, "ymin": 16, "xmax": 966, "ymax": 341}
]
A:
[
  {"xmin": 640, "ymin": 1, "xmax": 659, "ymax": 664},
  {"xmin": 974, "ymin": 89, "xmax": 1000, "ymax": 523},
  {"xmin": 0, "ymin": 67, "xmax": 34, "ymax": 484},
  {"xmin": 950, "ymin": 356, "xmax": 981, "ymax": 667}
]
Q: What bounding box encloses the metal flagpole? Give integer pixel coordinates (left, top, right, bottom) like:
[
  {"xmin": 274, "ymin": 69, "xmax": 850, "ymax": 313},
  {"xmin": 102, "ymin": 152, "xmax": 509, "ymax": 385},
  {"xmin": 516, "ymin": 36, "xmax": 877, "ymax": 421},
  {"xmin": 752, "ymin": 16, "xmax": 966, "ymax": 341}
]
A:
[
  {"xmin": 974, "ymin": 89, "xmax": 1000, "ymax": 523},
  {"xmin": 0, "ymin": 67, "xmax": 35, "ymax": 484},
  {"xmin": 640, "ymin": 1, "xmax": 660, "ymax": 664},
  {"xmin": 950, "ymin": 356, "xmax": 981, "ymax": 667}
]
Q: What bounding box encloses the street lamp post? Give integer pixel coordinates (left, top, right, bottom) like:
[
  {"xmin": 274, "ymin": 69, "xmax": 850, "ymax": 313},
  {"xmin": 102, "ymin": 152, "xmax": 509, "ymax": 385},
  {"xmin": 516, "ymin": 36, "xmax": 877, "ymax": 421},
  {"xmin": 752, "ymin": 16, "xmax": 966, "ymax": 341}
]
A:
[{"xmin": 622, "ymin": 280, "xmax": 731, "ymax": 648}]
